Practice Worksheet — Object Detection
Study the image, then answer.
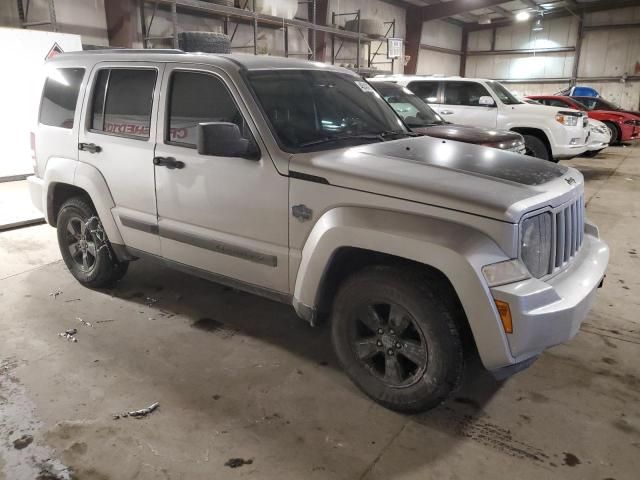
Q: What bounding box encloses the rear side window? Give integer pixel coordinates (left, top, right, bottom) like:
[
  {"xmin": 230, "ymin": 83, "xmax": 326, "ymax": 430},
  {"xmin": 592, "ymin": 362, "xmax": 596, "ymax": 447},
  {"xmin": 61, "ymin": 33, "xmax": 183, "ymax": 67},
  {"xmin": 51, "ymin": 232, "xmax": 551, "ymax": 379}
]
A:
[
  {"xmin": 39, "ymin": 68, "xmax": 85, "ymax": 129},
  {"xmin": 407, "ymin": 81, "xmax": 439, "ymax": 103},
  {"xmin": 167, "ymin": 71, "xmax": 254, "ymax": 148},
  {"xmin": 443, "ymin": 81, "xmax": 491, "ymax": 106},
  {"xmin": 90, "ymin": 68, "xmax": 157, "ymax": 139}
]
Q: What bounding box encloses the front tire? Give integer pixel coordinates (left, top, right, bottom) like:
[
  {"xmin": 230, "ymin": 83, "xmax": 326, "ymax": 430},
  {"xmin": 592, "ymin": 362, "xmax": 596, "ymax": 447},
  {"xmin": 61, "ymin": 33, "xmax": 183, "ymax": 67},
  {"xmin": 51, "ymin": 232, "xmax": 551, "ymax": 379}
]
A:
[
  {"xmin": 331, "ymin": 266, "xmax": 464, "ymax": 413},
  {"xmin": 522, "ymin": 134, "xmax": 551, "ymax": 161},
  {"xmin": 56, "ymin": 197, "xmax": 129, "ymax": 288},
  {"xmin": 603, "ymin": 122, "xmax": 621, "ymax": 145}
]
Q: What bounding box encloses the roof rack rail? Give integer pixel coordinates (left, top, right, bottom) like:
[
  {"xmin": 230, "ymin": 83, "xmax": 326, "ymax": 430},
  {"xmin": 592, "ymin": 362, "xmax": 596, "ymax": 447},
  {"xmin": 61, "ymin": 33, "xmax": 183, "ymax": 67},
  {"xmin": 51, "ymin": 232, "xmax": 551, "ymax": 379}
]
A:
[{"xmin": 71, "ymin": 49, "xmax": 185, "ymax": 55}]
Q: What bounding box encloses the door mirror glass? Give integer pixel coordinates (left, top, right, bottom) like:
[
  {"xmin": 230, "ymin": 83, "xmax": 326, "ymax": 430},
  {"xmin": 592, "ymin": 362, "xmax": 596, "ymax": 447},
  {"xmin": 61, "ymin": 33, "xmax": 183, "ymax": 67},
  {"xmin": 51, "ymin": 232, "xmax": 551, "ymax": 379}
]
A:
[
  {"xmin": 479, "ymin": 96, "xmax": 496, "ymax": 106},
  {"xmin": 197, "ymin": 122, "xmax": 255, "ymax": 158}
]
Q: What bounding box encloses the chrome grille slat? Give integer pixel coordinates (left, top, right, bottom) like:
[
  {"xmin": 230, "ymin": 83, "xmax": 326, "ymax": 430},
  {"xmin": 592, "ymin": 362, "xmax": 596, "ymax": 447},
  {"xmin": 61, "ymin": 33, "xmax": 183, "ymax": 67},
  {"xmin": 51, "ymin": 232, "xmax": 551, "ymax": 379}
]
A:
[{"xmin": 547, "ymin": 195, "xmax": 585, "ymax": 276}]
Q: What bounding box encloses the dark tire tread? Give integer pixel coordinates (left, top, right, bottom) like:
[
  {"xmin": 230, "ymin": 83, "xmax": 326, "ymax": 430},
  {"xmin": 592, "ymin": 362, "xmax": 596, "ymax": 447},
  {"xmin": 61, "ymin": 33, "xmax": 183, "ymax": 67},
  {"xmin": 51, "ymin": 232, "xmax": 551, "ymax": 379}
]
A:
[
  {"xmin": 56, "ymin": 196, "xmax": 128, "ymax": 288},
  {"xmin": 331, "ymin": 265, "xmax": 464, "ymax": 413}
]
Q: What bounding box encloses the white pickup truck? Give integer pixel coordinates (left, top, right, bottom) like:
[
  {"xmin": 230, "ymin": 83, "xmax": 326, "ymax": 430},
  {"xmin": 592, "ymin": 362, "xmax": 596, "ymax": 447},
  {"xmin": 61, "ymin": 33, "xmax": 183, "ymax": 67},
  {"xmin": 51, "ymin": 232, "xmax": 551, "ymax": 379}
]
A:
[{"xmin": 373, "ymin": 75, "xmax": 589, "ymax": 161}]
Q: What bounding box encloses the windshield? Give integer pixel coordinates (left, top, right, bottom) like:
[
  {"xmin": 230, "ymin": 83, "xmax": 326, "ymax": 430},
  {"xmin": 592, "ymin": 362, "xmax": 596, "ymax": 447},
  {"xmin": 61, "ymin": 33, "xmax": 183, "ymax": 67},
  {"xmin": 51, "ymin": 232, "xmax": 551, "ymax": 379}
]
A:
[
  {"xmin": 574, "ymin": 97, "xmax": 622, "ymax": 111},
  {"xmin": 247, "ymin": 70, "xmax": 408, "ymax": 152},
  {"xmin": 486, "ymin": 81, "xmax": 522, "ymax": 105},
  {"xmin": 373, "ymin": 83, "xmax": 444, "ymax": 127}
]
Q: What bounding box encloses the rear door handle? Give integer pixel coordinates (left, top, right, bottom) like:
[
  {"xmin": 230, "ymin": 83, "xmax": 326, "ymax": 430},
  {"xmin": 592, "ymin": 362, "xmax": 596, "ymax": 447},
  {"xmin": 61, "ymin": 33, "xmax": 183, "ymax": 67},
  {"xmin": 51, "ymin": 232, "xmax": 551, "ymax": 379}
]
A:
[
  {"xmin": 79, "ymin": 142, "xmax": 101, "ymax": 153},
  {"xmin": 439, "ymin": 110, "xmax": 454, "ymax": 115},
  {"xmin": 153, "ymin": 156, "xmax": 185, "ymax": 169}
]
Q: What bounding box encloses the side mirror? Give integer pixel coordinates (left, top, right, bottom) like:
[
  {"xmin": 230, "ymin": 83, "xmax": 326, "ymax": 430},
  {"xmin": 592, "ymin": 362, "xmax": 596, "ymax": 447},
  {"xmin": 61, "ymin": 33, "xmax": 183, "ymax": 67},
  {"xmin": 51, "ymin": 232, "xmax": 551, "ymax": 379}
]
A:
[
  {"xmin": 479, "ymin": 96, "xmax": 496, "ymax": 107},
  {"xmin": 197, "ymin": 122, "xmax": 256, "ymax": 159}
]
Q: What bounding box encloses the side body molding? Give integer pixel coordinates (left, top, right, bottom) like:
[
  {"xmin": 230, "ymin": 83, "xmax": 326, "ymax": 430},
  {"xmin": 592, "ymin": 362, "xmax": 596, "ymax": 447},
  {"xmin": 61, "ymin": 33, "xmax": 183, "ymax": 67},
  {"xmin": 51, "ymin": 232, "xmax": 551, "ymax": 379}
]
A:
[
  {"xmin": 293, "ymin": 207, "xmax": 516, "ymax": 370},
  {"xmin": 44, "ymin": 158, "xmax": 124, "ymax": 246}
]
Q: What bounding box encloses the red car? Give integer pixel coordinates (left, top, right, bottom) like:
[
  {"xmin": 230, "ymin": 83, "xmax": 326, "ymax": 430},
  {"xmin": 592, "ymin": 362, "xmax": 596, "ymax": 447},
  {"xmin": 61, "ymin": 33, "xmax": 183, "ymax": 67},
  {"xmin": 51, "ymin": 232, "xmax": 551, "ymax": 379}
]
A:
[{"xmin": 527, "ymin": 95, "xmax": 640, "ymax": 145}]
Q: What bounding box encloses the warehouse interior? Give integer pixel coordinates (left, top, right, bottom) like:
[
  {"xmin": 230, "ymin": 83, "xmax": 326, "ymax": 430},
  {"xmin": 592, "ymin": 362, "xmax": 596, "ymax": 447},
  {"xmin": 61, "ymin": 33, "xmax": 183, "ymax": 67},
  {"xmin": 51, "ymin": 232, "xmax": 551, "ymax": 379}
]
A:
[{"xmin": 0, "ymin": 1, "xmax": 639, "ymax": 479}]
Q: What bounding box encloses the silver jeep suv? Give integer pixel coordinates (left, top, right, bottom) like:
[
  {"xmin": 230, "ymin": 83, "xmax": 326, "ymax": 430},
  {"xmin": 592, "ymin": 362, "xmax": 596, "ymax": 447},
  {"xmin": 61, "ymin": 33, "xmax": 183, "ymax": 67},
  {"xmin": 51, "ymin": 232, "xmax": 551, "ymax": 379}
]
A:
[{"xmin": 28, "ymin": 50, "xmax": 609, "ymax": 412}]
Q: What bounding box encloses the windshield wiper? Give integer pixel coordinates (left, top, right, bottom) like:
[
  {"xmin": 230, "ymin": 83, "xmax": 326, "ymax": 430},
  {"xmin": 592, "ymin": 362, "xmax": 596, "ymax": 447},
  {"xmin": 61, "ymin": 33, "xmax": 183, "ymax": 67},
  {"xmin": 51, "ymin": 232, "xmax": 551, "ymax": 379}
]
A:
[
  {"xmin": 298, "ymin": 130, "xmax": 416, "ymax": 149},
  {"xmin": 298, "ymin": 133, "xmax": 384, "ymax": 148}
]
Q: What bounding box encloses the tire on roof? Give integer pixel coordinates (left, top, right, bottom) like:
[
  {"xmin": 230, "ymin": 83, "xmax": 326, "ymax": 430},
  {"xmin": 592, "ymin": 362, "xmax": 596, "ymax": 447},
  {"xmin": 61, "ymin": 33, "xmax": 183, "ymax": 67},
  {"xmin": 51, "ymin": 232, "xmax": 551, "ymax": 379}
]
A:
[{"xmin": 178, "ymin": 31, "xmax": 232, "ymax": 54}]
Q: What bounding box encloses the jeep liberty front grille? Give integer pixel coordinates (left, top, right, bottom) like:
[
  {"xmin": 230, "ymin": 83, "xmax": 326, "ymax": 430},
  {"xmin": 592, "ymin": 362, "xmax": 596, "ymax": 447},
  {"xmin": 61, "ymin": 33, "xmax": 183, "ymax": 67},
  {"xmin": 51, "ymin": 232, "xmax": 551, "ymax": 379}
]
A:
[{"xmin": 550, "ymin": 195, "xmax": 585, "ymax": 273}]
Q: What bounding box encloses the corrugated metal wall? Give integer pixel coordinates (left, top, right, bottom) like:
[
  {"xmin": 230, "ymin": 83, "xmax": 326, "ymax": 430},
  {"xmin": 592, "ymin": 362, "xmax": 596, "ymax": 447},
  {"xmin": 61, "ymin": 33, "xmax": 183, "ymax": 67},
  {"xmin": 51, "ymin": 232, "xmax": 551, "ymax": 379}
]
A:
[
  {"xmin": 460, "ymin": 6, "xmax": 640, "ymax": 110},
  {"xmin": 416, "ymin": 19, "xmax": 462, "ymax": 75}
]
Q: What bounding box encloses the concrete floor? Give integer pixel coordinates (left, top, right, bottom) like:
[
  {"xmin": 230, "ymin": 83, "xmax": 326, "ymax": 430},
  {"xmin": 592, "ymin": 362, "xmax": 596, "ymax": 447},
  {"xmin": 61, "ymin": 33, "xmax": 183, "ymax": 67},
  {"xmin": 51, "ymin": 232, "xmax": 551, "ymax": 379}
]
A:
[{"xmin": 1, "ymin": 144, "xmax": 639, "ymax": 480}]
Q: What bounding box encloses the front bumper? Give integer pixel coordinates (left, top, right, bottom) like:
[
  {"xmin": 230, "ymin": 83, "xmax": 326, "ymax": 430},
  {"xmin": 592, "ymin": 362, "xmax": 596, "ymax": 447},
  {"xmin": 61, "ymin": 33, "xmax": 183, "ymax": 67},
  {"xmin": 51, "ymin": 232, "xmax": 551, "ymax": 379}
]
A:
[
  {"xmin": 621, "ymin": 123, "xmax": 640, "ymax": 142},
  {"xmin": 551, "ymin": 123, "xmax": 589, "ymax": 159},
  {"xmin": 490, "ymin": 232, "xmax": 609, "ymax": 366}
]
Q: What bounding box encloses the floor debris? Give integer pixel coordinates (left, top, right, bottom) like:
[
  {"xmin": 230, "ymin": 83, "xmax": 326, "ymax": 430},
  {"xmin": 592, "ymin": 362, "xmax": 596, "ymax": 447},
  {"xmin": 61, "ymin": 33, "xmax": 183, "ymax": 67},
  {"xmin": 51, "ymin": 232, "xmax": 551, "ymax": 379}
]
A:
[
  {"xmin": 95, "ymin": 319, "xmax": 115, "ymax": 324},
  {"xmin": 224, "ymin": 458, "xmax": 253, "ymax": 468},
  {"xmin": 48, "ymin": 289, "xmax": 62, "ymax": 299},
  {"xmin": 58, "ymin": 329, "xmax": 78, "ymax": 342},
  {"xmin": 113, "ymin": 402, "xmax": 159, "ymax": 420},
  {"xmin": 64, "ymin": 298, "xmax": 80, "ymax": 303},
  {"xmin": 12, "ymin": 434, "xmax": 33, "ymax": 450},
  {"xmin": 145, "ymin": 297, "xmax": 159, "ymax": 307},
  {"xmin": 76, "ymin": 317, "xmax": 92, "ymax": 327}
]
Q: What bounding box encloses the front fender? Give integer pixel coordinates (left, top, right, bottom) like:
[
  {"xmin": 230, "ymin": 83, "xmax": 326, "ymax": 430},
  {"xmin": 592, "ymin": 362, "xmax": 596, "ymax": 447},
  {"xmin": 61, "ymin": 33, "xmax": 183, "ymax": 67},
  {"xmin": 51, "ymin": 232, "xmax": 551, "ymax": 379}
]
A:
[{"xmin": 293, "ymin": 206, "xmax": 516, "ymax": 370}]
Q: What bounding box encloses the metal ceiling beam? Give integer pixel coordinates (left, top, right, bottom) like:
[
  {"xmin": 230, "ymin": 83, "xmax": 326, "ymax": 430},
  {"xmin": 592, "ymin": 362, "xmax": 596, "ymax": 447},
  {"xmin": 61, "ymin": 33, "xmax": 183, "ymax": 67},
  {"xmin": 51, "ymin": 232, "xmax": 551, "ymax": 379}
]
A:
[
  {"xmin": 463, "ymin": 0, "xmax": 640, "ymax": 31},
  {"xmin": 490, "ymin": 5, "xmax": 516, "ymax": 19},
  {"xmin": 520, "ymin": 0, "xmax": 539, "ymax": 7},
  {"xmin": 420, "ymin": 0, "xmax": 510, "ymax": 21}
]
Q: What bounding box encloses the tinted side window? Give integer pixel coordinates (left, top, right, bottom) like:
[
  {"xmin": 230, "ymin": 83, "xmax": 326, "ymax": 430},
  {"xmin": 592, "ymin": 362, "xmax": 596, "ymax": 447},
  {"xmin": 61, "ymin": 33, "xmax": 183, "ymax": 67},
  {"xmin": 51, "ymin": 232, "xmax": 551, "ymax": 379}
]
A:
[
  {"xmin": 443, "ymin": 81, "xmax": 491, "ymax": 106},
  {"xmin": 167, "ymin": 71, "xmax": 253, "ymax": 148},
  {"xmin": 39, "ymin": 68, "xmax": 85, "ymax": 129},
  {"xmin": 90, "ymin": 69, "xmax": 157, "ymax": 139},
  {"xmin": 407, "ymin": 81, "xmax": 439, "ymax": 103}
]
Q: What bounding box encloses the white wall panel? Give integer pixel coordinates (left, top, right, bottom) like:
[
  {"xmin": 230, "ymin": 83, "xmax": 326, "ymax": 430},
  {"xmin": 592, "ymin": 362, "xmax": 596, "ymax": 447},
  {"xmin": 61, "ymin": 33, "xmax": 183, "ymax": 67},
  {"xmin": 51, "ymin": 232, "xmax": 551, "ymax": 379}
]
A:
[
  {"xmin": 466, "ymin": 52, "xmax": 574, "ymax": 80},
  {"xmin": 420, "ymin": 19, "xmax": 462, "ymax": 51},
  {"xmin": 585, "ymin": 6, "xmax": 640, "ymax": 26},
  {"xmin": 578, "ymin": 27, "xmax": 640, "ymax": 78},
  {"xmin": 2, "ymin": 0, "xmax": 109, "ymax": 46},
  {"xmin": 467, "ymin": 29, "xmax": 492, "ymax": 52},
  {"xmin": 416, "ymin": 50, "xmax": 460, "ymax": 76}
]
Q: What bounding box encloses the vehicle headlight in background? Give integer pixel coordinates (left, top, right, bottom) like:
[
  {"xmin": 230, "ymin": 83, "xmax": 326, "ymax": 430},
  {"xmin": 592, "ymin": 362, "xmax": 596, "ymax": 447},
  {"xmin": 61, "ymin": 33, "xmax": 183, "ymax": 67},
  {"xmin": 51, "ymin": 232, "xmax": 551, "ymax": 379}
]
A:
[
  {"xmin": 482, "ymin": 259, "xmax": 530, "ymax": 287},
  {"xmin": 555, "ymin": 113, "xmax": 579, "ymax": 126},
  {"xmin": 521, "ymin": 212, "xmax": 553, "ymax": 278}
]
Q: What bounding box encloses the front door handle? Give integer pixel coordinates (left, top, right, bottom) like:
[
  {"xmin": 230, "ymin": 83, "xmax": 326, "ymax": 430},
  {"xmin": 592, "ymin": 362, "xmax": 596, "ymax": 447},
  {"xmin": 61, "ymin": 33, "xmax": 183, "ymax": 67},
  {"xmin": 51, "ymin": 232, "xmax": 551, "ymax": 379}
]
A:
[
  {"xmin": 79, "ymin": 142, "xmax": 102, "ymax": 153},
  {"xmin": 439, "ymin": 110, "xmax": 454, "ymax": 115},
  {"xmin": 153, "ymin": 156, "xmax": 185, "ymax": 169}
]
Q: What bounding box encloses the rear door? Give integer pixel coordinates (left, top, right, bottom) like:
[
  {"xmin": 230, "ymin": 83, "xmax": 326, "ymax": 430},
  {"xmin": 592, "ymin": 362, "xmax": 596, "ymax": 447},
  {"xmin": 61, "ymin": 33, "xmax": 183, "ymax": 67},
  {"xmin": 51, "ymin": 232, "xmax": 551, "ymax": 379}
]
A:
[
  {"xmin": 152, "ymin": 64, "xmax": 289, "ymax": 294},
  {"xmin": 437, "ymin": 81, "xmax": 497, "ymax": 128},
  {"xmin": 406, "ymin": 80, "xmax": 441, "ymax": 105},
  {"xmin": 78, "ymin": 63, "xmax": 163, "ymax": 255}
]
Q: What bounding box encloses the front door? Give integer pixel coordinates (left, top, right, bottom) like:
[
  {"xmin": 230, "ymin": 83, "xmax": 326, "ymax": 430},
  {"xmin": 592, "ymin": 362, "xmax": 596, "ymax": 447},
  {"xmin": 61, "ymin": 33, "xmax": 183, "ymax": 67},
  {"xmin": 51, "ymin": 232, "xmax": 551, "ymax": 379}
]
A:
[
  {"xmin": 78, "ymin": 62, "xmax": 163, "ymax": 255},
  {"xmin": 437, "ymin": 81, "xmax": 498, "ymax": 128},
  {"xmin": 153, "ymin": 64, "xmax": 289, "ymax": 294}
]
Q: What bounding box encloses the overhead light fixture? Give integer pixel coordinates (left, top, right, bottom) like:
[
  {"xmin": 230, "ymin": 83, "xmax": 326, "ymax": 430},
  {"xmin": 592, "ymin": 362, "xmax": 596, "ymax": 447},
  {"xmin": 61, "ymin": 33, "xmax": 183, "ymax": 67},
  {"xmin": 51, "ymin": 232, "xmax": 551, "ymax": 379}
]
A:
[
  {"xmin": 516, "ymin": 11, "xmax": 531, "ymax": 21},
  {"xmin": 532, "ymin": 17, "xmax": 544, "ymax": 31},
  {"xmin": 478, "ymin": 15, "xmax": 491, "ymax": 25}
]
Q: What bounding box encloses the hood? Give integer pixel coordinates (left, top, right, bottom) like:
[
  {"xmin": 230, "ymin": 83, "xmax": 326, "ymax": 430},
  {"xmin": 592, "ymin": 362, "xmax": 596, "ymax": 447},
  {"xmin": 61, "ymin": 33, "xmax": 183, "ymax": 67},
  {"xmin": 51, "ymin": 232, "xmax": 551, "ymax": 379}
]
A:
[
  {"xmin": 508, "ymin": 102, "xmax": 584, "ymax": 117},
  {"xmin": 618, "ymin": 109, "xmax": 640, "ymax": 118},
  {"xmin": 412, "ymin": 124, "xmax": 523, "ymax": 149},
  {"xmin": 290, "ymin": 136, "xmax": 583, "ymax": 223}
]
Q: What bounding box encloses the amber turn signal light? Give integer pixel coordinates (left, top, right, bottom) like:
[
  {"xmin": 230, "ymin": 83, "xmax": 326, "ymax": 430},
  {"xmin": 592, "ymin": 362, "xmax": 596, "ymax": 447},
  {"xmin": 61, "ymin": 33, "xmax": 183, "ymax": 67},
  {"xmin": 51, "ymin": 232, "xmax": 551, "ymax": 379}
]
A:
[{"xmin": 495, "ymin": 300, "xmax": 513, "ymax": 334}]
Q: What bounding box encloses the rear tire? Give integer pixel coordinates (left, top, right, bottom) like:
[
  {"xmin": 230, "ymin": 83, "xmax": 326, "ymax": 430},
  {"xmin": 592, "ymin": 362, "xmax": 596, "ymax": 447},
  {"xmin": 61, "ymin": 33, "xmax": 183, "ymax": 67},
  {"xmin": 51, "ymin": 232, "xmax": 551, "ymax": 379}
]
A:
[
  {"xmin": 331, "ymin": 266, "xmax": 464, "ymax": 413},
  {"xmin": 56, "ymin": 197, "xmax": 129, "ymax": 288},
  {"xmin": 522, "ymin": 134, "xmax": 551, "ymax": 161},
  {"xmin": 603, "ymin": 121, "xmax": 621, "ymax": 145}
]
